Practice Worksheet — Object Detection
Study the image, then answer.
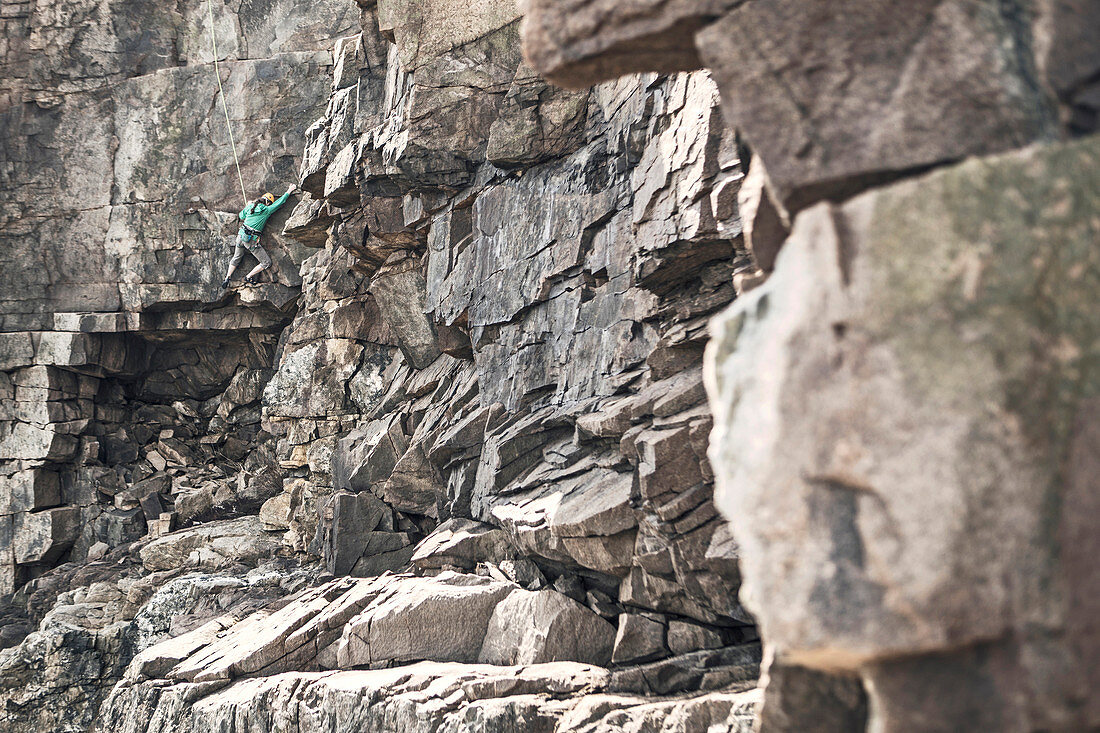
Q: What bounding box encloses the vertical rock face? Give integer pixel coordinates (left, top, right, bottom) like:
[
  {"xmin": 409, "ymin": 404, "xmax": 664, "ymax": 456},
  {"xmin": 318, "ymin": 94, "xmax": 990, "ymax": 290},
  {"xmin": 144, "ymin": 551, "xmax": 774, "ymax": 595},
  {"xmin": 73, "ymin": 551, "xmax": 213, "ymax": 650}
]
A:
[
  {"xmin": 0, "ymin": 0, "xmax": 357, "ymax": 598},
  {"xmin": 707, "ymin": 137, "xmax": 1100, "ymax": 730},
  {"xmin": 0, "ymin": 0, "xmax": 763, "ymax": 731}
]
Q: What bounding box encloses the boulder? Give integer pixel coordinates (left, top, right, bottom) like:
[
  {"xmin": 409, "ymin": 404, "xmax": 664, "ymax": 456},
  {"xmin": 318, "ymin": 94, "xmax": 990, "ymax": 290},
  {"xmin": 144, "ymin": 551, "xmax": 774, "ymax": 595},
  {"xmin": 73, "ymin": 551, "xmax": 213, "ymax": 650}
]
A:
[
  {"xmin": 338, "ymin": 572, "xmax": 515, "ymax": 667},
  {"xmin": 258, "ymin": 491, "xmax": 293, "ymax": 531},
  {"xmin": 612, "ymin": 613, "xmax": 668, "ymax": 665},
  {"xmin": 410, "ymin": 518, "xmax": 513, "ymax": 571},
  {"xmin": 321, "ymin": 490, "xmax": 394, "ymax": 576},
  {"xmin": 667, "ymin": 620, "xmax": 723, "ymax": 657},
  {"xmin": 173, "ymin": 486, "xmax": 215, "ymax": 525},
  {"xmin": 609, "ymin": 644, "xmax": 762, "ymax": 696},
  {"xmin": 126, "ymin": 615, "xmax": 238, "ymax": 682},
  {"xmin": 479, "ymin": 589, "xmax": 616, "ymax": 666},
  {"xmin": 12, "ymin": 506, "xmax": 80, "ymax": 564},
  {"xmin": 696, "ymin": 0, "xmax": 1057, "ymax": 213}
]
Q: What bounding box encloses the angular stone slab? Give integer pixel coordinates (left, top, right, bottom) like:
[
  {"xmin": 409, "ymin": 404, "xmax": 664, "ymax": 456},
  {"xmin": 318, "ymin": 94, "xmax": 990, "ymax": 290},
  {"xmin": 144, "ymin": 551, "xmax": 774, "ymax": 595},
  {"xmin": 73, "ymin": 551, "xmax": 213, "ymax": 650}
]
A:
[
  {"xmin": 0, "ymin": 422, "xmax": 80, "ymax": 461},
  {"xmin": 520, "ymin": 0, "xmax": 740, "ymax": 88},
  {"xmin": 369, "ymin": 253, "xmax": 442, "ymax": 369},
  {"xmin": 479, "ymin": 589, "xmax": 616, "ymax": 666},
  {"xmin": 126, "ymin": 615, "xmax": 238, "ymax": 682},
  {"xmin": 139, "ymin": 516, "xmax": 287, "ymax": 572},
  {"xmin": 168, "ymin": 581, "xmax": 358, "ymax": 683},
  {"xmin": 338, "ymin": 572, "xmax": 515, "ymax": 668},
  {"xmin": 696, "ymin": 0, "xmax": 1057, "ymax": 213},
  {"xmin": 612, "ymin": 613, "xmax": 668, "ymax": 665},
  {"xmin": 410, "ymin": 518, "xmax": 513, "ymax": 571},
  {"xmin": 52, "ymin": 312, "xmax": 129, "ymax": 333},
  {"xmin": 0, "ymin": 469, "xmax": 61, "ymax": 515}
]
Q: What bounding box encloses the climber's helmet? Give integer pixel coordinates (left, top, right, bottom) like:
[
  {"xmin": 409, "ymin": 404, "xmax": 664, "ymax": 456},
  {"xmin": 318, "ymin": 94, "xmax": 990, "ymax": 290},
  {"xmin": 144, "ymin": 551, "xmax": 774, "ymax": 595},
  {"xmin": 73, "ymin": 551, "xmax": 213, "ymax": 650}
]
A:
[{"xmin": 261, "ymin": 192, "xmax": 275, "ymax": 205}]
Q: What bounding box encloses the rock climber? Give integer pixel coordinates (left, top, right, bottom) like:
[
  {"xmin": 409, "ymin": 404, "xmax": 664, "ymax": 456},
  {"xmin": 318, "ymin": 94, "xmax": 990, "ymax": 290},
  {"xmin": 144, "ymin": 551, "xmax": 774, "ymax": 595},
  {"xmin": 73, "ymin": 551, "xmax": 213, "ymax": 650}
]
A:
[{"xmin": 221, "ymin": 183, "xmax": 297, "ymax": 288}]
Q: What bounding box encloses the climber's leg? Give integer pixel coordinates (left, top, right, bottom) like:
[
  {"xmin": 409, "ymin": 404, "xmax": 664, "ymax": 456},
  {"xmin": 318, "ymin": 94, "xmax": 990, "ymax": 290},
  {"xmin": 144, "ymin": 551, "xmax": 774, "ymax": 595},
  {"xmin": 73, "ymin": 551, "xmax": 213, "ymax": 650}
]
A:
[
  {"xmin": 222, "ymin": 233, "xmax": 248, "ymax": 287},
  {"xmin": 243, "ymin": 240, "xmax": 272, "ymax": 283}
]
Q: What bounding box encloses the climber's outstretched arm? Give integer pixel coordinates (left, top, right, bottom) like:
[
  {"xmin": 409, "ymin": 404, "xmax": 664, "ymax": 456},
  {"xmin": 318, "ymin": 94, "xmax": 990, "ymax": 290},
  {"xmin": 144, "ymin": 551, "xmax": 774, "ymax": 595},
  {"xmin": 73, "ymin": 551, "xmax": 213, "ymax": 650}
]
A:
[{"xmin": 269, "ymin": 185, "xmax": 295, "ymax": 212}]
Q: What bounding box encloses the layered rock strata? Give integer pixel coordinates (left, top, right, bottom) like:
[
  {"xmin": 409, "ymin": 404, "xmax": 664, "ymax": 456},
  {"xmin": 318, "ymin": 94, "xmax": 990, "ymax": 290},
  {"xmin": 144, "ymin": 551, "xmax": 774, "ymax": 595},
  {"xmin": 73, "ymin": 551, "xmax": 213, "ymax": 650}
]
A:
[
  {"xmin": 0, "ymin": 0, "xmax": 761, "ymax": 731},
  {"xmin": 519, "ymin": 0, "xmax": 1100, "ymax": 730}
]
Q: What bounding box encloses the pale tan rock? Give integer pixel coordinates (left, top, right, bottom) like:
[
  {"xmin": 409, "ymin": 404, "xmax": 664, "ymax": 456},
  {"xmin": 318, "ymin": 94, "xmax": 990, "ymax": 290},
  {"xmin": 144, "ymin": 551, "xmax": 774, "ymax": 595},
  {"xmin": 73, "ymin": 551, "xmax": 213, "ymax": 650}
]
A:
[
  {"xmin": 612, "ymin": 613, "xmax": 668, "ymax": 665},
  {"xmin": 139, "ymin": 516, "xmax": 287, "ymax": 572},
  {"xmin": 706, "ymin": 135, "xmax": 1100, "ymax": 728},
  {"xmin": 337, "ymin": 572, "xmax": 514, "ymax": 668},
  {"xmin": 479, "ymin": 589, "xmax": 616, "ymax": 666},
  {"xmin": 410, "ymin": 518, "xmax": 512, "ymax": 571},
  {"xmin": 258, "ymin": 491, "xmax": 293, "ymax": 531}
]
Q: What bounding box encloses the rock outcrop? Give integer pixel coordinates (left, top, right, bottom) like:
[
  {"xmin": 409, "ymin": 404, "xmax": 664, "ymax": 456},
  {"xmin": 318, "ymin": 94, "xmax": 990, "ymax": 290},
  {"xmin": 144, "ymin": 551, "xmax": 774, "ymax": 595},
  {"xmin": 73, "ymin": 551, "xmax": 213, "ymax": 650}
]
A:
[
  {"xmin": 0, "ymin": 0, "xmax": 759, "ymax": 731},
  {"xmin": 707, "ymin": 134, "xmax": 1100, "ymax": 731}
]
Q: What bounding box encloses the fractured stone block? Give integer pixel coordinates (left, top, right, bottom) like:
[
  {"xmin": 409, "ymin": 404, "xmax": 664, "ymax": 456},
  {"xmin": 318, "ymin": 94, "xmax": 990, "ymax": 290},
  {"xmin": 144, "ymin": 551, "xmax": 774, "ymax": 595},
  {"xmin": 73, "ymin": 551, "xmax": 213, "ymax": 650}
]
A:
[
  {"xmin": 706, "ymin": 134, "xmax": 1100, "ymax": 728},
  {"xmin": 521, "ymin": 0, "xmax": 741, "ymax": 88},
  {"xmin": 0, "ymin": 469, "xmax": 60, "ymax": 514},
  {"xmin": 369, "ymin": 253, "xmax": 442, "ymax": 369},
  {"xmin": 52, "ymin": 312, "xmax": 129, "ymax": 333},
  {"xmin": 0, "ymin": 332, "xmax": 34, "ymax": 370},
  {"xmin": 696, "ymin": 0, "xmax": 1058, "ymax": 213},
  {"xmin": 0, "ymin": 422, "xmax": 80, "ymax": 461},
  {"xmin": 13, "ymin": 506, "xmax": 80, "ymax": 564}
]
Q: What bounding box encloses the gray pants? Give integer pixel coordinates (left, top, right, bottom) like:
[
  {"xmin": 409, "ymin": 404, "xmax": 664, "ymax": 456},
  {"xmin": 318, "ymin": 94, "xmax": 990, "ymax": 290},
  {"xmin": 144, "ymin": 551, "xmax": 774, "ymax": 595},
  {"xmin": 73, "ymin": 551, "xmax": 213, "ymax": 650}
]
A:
[{"xmin": 228, "ymin": 229, "xmax": 272, "ymax": 270}]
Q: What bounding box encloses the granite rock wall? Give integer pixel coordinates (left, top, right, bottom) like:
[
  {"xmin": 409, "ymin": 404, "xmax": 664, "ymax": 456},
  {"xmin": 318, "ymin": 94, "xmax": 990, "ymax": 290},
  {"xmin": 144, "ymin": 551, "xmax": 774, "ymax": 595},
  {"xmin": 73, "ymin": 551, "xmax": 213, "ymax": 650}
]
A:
[
  {"xmin": 0, "ymin": 0, "xmax": 762, "ymax": 731},
  {"xmin": 1, "ymin": 0, "xmax": 1096, "ymax": 731}
]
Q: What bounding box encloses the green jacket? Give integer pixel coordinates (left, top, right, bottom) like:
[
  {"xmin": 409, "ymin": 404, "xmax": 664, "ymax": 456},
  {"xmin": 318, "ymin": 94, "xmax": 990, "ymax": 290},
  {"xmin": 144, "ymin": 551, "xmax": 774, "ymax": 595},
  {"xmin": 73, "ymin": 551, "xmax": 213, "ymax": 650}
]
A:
[{"xmin": 239, "ymin": 191, "xmax": 290, "ymax": 232}]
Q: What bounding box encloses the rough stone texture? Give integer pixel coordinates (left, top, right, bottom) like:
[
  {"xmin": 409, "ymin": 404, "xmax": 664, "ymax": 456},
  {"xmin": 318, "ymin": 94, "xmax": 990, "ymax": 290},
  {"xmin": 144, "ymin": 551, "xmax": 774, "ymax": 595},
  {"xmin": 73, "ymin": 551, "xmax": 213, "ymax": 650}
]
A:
[
  {"xmin": 706, "ymin": 135, "xmax": 1100, "ymax": 730},
  {"xmin": 514, "ymin": 0, "xmax": 1100, "ymax": 730},
  {"xmin": 755, "ymin": 658, "xmax": 868, "ymax": 733},
  {"xmin": 695, "ymin": 0, "xmax": 1059, "ymax": 213},
  {"xmin": 0, "ymin": 0, "xmax": 353, "ymax": 598},
  {"xmin": 139, "ymin": 516, "xmax": 288, "ymax": 572},
  {"xmin": 612, "ymin": 613, "xmax": 668, "ymax": 665},
  {"xmin": 520, "ymin": 0, "xmax": 741, "ymax": 88},
  {"xmin": 0, "ymin": 1, "xmax": 756, "ymax": 719},
  {"xmin": 737, "ymin": 157, "xmax": 788, "ymax": 273},
  {"xmin": 100, "ymin": 662, "xmax": 760, "ymax": 733},
  {"xmin": 0, "ymin": 1, "xmax": 355, "ymax": 331},
  {"xmin": 1034, "ymin": 0, "xmax": 1100, "ymax": 133},
  {"xmin": 479, "ymin": 589, "xmax": 617, "ymax": 666},
  {"xmin": 338, "ymin": 573, "xmax": 515, "ymax": 667}
]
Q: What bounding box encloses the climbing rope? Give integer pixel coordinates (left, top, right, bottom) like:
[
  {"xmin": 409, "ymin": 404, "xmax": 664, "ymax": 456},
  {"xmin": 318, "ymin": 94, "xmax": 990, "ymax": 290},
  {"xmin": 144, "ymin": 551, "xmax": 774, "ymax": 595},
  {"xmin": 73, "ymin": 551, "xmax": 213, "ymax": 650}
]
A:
[{"xmin": 207, "ymin": 0, "xmax": 248, "ymax": 205}]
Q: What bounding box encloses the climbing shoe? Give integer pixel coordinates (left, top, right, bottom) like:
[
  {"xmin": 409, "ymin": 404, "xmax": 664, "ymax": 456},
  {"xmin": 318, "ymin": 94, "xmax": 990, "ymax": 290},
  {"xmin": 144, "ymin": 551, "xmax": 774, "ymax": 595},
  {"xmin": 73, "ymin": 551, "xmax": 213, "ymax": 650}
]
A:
[
  {"xmin": 220, "ymin": 278, "xmax": 230, "ymax": 289},
  {"xmin": 245, "ymin": 275, "xmax": 259, "ymax": 285}
]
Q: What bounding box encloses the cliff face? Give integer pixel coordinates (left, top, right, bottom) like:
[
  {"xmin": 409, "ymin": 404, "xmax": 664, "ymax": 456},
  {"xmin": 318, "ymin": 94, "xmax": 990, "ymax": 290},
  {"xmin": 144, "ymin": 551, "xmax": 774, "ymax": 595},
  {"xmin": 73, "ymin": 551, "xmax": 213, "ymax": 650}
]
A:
[
  {"xmin": 520, "ymin": 0, "xmax": 1100, "ymax": 730},
  {"xmin": 0, "ymin": 0, "xmax": 761, "ymax": 731},
  {"xmin": 2, "ymin": 0, "xmax": 1098, "ymax": 731}
]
